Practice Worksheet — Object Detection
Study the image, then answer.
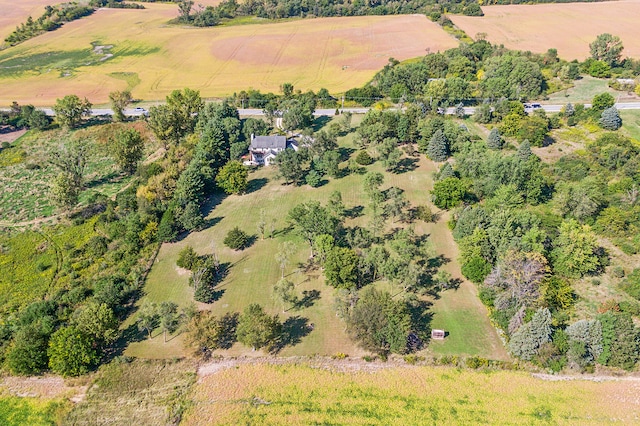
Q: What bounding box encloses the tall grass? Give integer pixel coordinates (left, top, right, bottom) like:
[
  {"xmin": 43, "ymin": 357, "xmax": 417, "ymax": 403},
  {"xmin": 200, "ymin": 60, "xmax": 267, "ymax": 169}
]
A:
[{"xmin": 185, "ymin": 363, "xmax": 640, "ymax": 425}]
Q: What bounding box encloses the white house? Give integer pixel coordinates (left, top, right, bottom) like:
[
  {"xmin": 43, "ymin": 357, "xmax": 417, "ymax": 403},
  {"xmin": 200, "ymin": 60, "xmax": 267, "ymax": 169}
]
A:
[{"xmin": 247, "ymin": 135, "xmax": 298, "ymax": 166}]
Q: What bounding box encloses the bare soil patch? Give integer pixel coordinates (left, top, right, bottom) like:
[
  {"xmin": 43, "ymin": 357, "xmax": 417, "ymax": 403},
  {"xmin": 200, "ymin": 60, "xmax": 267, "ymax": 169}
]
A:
[
  {"xmin": 1, "ymin": 375, "xmax": 87, "ymax": 401},
  {"xmin": 0, "ymin": 128, "xmax": 26, "ymax": 144},
  {"xmin": 451, "ymin": 0, "xmax": 640, "ymax": 60}
]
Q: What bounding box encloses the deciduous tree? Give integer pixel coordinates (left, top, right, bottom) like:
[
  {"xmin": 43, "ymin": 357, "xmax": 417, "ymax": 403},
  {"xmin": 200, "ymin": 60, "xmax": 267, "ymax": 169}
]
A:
[{"xmin": 53, "ymin": 94, "xmax": 92, "ymax": 129}]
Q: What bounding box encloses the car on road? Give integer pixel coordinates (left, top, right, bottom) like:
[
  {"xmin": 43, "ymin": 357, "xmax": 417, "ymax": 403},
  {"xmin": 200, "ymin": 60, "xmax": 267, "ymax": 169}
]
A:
[
  {"xmin": 132, "ymin": 107, "xmax": 148, "ymax": 116},
  {"xmin": 524, "ymin": 102, "xmax": 542, "ymax": 112}
]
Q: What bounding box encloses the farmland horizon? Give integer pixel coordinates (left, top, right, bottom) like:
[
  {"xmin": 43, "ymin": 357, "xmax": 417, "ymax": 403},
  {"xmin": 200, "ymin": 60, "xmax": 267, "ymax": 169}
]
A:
[{"xmin": 0, "ymin": 5, "xmax": 457, "ymax": 105}]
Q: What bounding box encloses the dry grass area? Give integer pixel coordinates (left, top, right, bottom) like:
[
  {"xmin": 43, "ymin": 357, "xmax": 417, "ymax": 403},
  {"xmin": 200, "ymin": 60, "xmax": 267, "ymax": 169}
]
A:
[
  {"xmin": 0, "ymin": 0, "xmax": 65, "ymax": 42},
  {"xmin": 184, "ymin": 362, "xmax": 640, "ymax": 425},
  {"xmin": 64, "ymin": 359, "xmax": 197, "ymax": 425},
  {"xmin": 0, "ymin": 6, "xmax": 456, "ymax": 105},
  {"xmin": 450, "ymin": 0, "xmax": 640, "ymax": 61}
]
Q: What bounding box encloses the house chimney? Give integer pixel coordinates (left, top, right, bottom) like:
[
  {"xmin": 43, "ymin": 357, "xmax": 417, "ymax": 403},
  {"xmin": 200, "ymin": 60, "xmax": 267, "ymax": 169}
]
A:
[{"xmin": 251, "ymin": 133, "xmax": 255, "ymax": 141}]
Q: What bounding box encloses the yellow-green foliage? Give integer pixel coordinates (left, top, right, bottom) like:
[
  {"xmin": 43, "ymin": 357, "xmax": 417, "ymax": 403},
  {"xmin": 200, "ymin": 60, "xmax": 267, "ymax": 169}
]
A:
[
  {"xmin": 0, "ymin": 232, "xmax": 56, "ymax": 313},
  {"xmin": 0, "ymin": 147, "xmax": 26, "ymax": 167},
  {"xmin": 0, "ymin": 218, "xmax": 98, "ymax": 314},
  {"xmin": 0, "ymin": 394, "xmax": 69, "ymax": 426},
  {"xmin": 185, "ymin": 364, "xmax": 640, "ymax": 425}
]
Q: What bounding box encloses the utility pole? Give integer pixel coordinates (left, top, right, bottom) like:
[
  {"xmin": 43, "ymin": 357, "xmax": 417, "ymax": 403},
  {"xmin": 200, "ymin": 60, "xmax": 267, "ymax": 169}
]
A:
[{"xmin": 341, "ymin": 95, "xmax": 344, "ymax": 112}]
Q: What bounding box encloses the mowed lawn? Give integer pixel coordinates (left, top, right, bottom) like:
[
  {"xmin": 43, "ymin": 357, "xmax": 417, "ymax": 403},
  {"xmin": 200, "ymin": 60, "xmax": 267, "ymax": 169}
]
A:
[
  {"xmin": 128, "ymin": 117, "xmax": 507, "ymax": 360},
  {"xmin": 185, "ymin": 363, "xmax": 640, "ymax": 425},
  {"xmin": 0, "ymin": 5, "xmax": 457, "ymax": 105},
  {"xmin": 450, "ymin": 0, "xmax": 640, "ymax": 61}
]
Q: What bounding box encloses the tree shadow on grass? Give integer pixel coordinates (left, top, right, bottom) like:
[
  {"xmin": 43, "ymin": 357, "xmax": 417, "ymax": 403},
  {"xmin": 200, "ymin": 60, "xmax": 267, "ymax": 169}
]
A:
[
  {"xmin": 338, "ymin": 147, "xmax": 356, "ymax": 161},
  {"xmin": 202, "ymin": 191, "xmax": 228, "ymax": 216},
  {"xmin": 295, "ymin": 289, "xmax": 321, "ymax": 309},
  {"xmin": 345, "ymin": 205, "xmax": 364, "ymax": 218},
  {"xmin": 312, "ymin": 116, "xmax": 332, "ymax": 132},
  {"xmin": 428, "ymin": 254, "xmax": 450, "ymax": 269},
  {"xmin": 393, "ymin": 157, "xmax": 419, "ymax": 174},
  {"xmin": 106, "ymin": 321, "xmax": 147, "ymax": 362},
  {"xmin": 85, "ymin": 171, "xmax": 122, "ymax": 188},
  {"xmin": 407, "ymin": 299, "xmax": 433, "ymax": 350},
  {"xmin": 201, "ymin": 216, "xmax": 223, "ymax": 230},
  {"xmin": 245, "ymin": 177, "xmax": 268, "ymax": 194},
  {"xmin": 272, "ymin": 316, "xmax": 312, "ymax": 353}
]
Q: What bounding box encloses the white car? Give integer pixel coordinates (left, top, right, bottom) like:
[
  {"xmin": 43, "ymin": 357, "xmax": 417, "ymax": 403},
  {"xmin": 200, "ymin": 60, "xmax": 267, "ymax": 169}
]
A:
[{"xmin": 132, "ymin": 107, "xmax": 148, "ymax": 116}]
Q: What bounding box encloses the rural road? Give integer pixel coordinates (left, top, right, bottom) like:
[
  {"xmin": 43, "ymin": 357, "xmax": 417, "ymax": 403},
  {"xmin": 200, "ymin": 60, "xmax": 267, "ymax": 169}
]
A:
[{"xmin": 22, "ymin": 102, "xmax": 640, "ymax": 118}]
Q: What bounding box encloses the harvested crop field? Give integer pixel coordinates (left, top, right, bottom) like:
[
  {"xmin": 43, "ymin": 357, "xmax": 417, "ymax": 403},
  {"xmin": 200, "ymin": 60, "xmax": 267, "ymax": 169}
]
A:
[
  {"xmin": 0, "ymin": 0, "xmax": 63, "ymax": 42},
  {"xmin": 184, "ymin": 363, "xmax": 640, "ymax": 425},
  {"xmin": 450, "ymin": 0, "xmax": 640, "ymax": 61},
  {"xmin": 0, "ymin": 5, "xmax": 457, "ymax": 105}
]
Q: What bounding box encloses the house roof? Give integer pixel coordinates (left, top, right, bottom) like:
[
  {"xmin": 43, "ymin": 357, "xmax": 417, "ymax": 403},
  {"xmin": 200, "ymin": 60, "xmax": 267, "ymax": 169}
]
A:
[{"xmin": 251, "ymin": 135, "xmax": 287, "ymax": 150}]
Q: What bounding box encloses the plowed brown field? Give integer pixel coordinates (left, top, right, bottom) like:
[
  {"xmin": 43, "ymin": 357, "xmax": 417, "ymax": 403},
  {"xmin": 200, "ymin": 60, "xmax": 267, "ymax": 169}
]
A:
[{"xmin": 451, "ymin": 0, "xmax": 640, "ymax": 60}]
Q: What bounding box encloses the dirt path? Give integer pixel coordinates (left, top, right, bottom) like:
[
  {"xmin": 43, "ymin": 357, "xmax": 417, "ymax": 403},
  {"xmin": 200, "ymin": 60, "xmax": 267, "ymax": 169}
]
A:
[
  {"xmin": 1, "ymin": 375, "xmax": 87, "ymax": 402},
  {"xmin": 197, "ymin": 356, "xmax": 640, "ymax": 383}
]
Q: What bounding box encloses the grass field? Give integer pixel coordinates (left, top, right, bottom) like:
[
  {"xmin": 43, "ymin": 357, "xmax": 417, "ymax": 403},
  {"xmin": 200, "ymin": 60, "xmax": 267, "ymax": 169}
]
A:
[
  {"xmin": 450, "ymin": 0, "xmax": 640, "ymax": 61},
  {"xmin": 0, "ymin": 5, "xmax": 457, "ymax": 105},
  {"xmin": 621, "ymin": 109, "xmax": 640, "ymax": 141},
  {"xmin": 128, "ymin": 116, "xmax": 506, "ymax": 360},
  {"xmin": 0, "ymin": 122, "xmax": 158, "ymax": 223},
  {"xmin": 546, "ymin": 76, "xmax": 618, "ymax": 104},
  {"xmin": 184, "ymin": 363, "xmax": 640, "ymax": 425}
]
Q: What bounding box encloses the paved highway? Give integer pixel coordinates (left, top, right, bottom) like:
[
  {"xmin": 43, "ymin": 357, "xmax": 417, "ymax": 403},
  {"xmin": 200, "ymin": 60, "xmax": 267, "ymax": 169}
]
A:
[{"xmin": 25, "ymin": 102, "xmax": 640, "ymax": 118}]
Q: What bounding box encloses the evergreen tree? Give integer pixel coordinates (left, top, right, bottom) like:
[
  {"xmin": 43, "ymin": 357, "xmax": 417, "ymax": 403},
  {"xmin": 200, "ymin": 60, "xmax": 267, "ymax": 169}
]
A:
[
  {"xmin": 426, "ymin": 129, "xmax": 449, "ymax": 162},
  {"xmin": 508, "ymin": 308, "xmax": 552, "ymax": 360},
  {"xmin": 599, "ymin": 107, "xmax": 622, "ymax": 130},
  {"xmin": 436, "ymin": 162, "xmax": 455, "ymax": 181},
  {"xmin": 517, "ymin": 140, "xmax": 532, "ymax": 161},
  {"xmin": 487, "ymin": 128, "xmax": 503, "ymax": 150}
]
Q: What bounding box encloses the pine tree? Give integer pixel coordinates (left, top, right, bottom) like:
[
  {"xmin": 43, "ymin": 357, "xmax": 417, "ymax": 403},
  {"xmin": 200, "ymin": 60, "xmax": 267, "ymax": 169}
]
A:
[
  {"xmin": 427, "ymin": 129, "xmax": 449, "ymax": 162},
  {"xmin": 436, "ymin": 162, "xmax": 455, "ymax": 181},
  {"xmin": 517, "ymin": 139, "xmax": 532, "ymax": 161},
  {"xmin": 599, "ymin": 107, "xmax": 622, "ymax": 130},
  {"xmin": 508, "ymin": 308, "xmax": 552, "ymax": 360},
  {"xmin": 487, "ymin": 128, "xmax": 503, "ymax": 150}
]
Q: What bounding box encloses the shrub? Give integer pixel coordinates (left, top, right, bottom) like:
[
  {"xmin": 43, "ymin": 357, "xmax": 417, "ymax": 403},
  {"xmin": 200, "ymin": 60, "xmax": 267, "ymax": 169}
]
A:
[
  {"xmin": 415, "ymin": 205, "xmax": 434, "ymax": 222},
  {"xmin": 305, "ymin": 169, "xmax": 322, "ymax": 187},
  {"xmin": 621, "ymin": 268, "xmax": 640, "ymax": 300},
  {"xmin": 355, "ymin": 150, "xmax": 373, "ymax": 165},
  {"xmin": 177, "ymin": 246, "xmax": 198, "ymax": 270},
  {"xmin": 461, "ymin": 256, "xmax": 491, "ymax": 284},
  {"xmin": 465, "ymin": 356, "xmax": 489, "ymax": 369},
  {"xmin": 404, "ymin": 354, "xmax": 425, "ymax": 365},
  {"xmin": 611, "ymin": 266, "xmax": 625, "ymax": 279},
  {"xmin": 224, "ymin": 227, "xmax": 249, "ymax": 250}
]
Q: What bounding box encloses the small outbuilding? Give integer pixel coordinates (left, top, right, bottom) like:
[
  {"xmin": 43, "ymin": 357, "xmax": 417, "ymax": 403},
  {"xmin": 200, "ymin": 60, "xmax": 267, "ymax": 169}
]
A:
[{"xmin": 431, "ymin": 329, "xmax": 446, "ymax": 340}]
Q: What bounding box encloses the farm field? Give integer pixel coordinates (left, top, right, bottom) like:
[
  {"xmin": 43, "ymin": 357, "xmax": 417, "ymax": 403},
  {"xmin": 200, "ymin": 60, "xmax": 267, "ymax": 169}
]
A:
[
  {"xmin": 128, "ymin": 117, "xmax": 506, "ymax": 360},
  {"xmin": 450, "ymin": 0, "xmax": 640, "ymax": 61},
  {"xmin": 184, "ymin": 363, "xmax": 640, "ymax": 425},
  {"xmin": 0, "ymin": 5, "xmax": 457, "ymax": 105},
  {"xmin": 0, "ymin": 0, "xmax": 66, "ymax": 42}
]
